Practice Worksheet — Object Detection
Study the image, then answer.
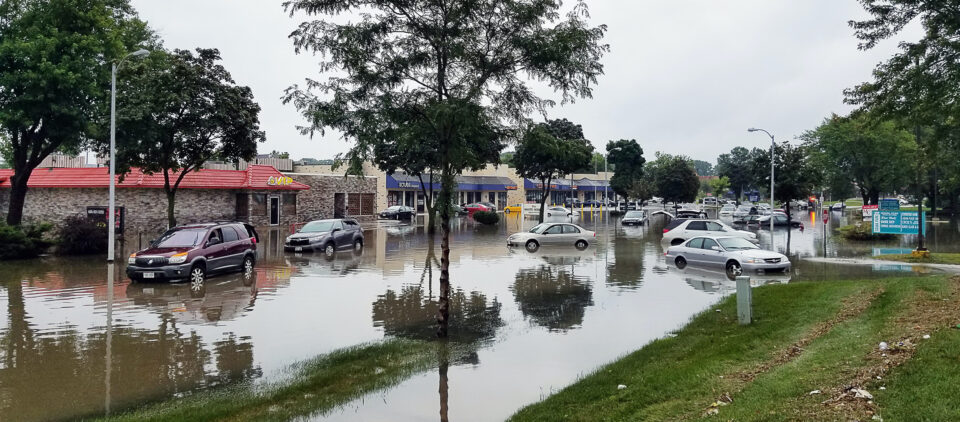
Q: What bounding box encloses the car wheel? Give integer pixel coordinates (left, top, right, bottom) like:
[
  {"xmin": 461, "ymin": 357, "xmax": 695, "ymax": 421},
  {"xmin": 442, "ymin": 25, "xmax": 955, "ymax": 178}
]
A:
[
  {"xmin": 525, "ymin": 239, "xmax": 539, "ymax": 252},
  {"xmin": 675, "ymin": 256, "xmax": 687, "ymax": 269},
  {"xmin": 726, "ymin": 260, "xmax": 743, "ymax": 278},
  {"xmin": 242, "ymin": 255, "xmax": 254, "ymax": 275},
  {"xmin": 575, "ymin": 240, "xmax": 588, "ymax": 250},
  {"xmin": 671, "ymin": 238, "xmax": 685, "ymax": 246},
  {"xmin": 324, "ymin": 242, "xmax": 336, "ymax": 257},
  {"xmin": 189, "ymin": 264, "xmax": 206, "ymax": 293},
  {"xmin": 353, "ymin": 239, "xmax": 363, "ymax": 251}
]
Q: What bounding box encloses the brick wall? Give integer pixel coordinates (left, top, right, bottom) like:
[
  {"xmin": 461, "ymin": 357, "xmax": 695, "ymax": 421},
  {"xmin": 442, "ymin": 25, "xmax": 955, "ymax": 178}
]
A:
[{"xmin": 286, "ymin": 173, "xmax": 379, "ymax": 222}]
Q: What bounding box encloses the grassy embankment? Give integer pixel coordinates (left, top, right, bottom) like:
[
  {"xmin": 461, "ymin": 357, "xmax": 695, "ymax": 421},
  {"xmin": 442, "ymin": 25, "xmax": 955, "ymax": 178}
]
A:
[
  {"xmin": 101, "ymin": 339, "xmax": 439, "ymax": 422},
  {"xmin": 512, "ymin": 276, "xmax": 960, "ymax": 421},
  {"xmin": 876, "ymin": 253, "xmax": 960, "ymax": 266}
]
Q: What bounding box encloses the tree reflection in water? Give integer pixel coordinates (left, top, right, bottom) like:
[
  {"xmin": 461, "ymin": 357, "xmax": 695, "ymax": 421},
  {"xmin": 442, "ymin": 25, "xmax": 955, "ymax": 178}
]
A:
[
  {"xmin": 0, "ymin": 278, "xmax": 261, "ymax": 421},
  {"xmin": 512, "ymin": 265, "xmax": 594, "ymax": 332},
  {"xmin": 606, "ymin": 235, "xmax": 646, "ymax": 289},
  {"xmin": 372, "ymin": 285, "xmax": 502, "ymax": 344}
]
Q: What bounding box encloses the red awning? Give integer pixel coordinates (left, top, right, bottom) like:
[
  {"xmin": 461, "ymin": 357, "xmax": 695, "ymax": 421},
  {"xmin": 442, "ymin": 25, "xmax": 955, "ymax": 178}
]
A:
[{"xmin": 0, "ymin": 165, "xmax": 309, "ymax": 191}]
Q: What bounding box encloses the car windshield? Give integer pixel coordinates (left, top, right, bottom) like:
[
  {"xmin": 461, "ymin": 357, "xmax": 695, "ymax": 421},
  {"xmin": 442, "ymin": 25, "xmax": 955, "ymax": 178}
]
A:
[
  {"xmin": 625, "ymin": 211, "xmax": 644, "ymax": 218},
  {"xmin": 154, "ymin": 229, "xmax": 206, "ymax": 248},
  {"xmin": 737, "ymin": 205, "xmax": 752, "ymax": 210},
  {"xmin": 386, "ymin": 206, "xmax": 401, "ymax": 211},
  {"xmin": 300, "ymin": 221, "xmax": 335, "ymax": 233},
  {"xmin": 529, "ymin": 223, "xmax": 550, "ymax": 234},
  {"xmin": 722, "ymin": 205, "xmax": 735, "ymax": 209},
  {"xmin": 717, "ymin": 237, "xmax": 759, "ymax": 250}
]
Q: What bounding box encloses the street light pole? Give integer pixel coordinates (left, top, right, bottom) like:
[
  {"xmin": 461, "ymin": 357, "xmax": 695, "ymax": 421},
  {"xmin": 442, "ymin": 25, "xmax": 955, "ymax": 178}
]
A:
[
  {"xmin": 748, "ymin": 128, "xmax": 776, "ymax": 244},
  {"xmin": 107, "ymin": 49, "xmax": 150, "ymax": 262}
]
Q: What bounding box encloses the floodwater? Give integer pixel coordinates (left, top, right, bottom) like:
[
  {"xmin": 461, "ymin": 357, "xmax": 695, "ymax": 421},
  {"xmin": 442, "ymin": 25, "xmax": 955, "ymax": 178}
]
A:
[{"xmin": 1, "ymin": 208, "xmax": 957, "ymax": 421}]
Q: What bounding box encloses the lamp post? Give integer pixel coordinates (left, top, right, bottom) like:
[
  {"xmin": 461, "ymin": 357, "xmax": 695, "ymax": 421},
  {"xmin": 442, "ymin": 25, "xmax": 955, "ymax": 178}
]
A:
[
  {"xmin": 748, "ymin": 128, "xmax": 776, "ymax": 241},
  {"xmin": 107, "ymin": 49, "xmax": 150, "ymax": 262}
]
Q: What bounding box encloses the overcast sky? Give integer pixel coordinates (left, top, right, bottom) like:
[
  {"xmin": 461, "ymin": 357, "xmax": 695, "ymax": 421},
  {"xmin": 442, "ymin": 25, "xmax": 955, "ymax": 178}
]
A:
[{"xmin": 129, "ymin": 0, "xmax": 919, "ymax": 164}]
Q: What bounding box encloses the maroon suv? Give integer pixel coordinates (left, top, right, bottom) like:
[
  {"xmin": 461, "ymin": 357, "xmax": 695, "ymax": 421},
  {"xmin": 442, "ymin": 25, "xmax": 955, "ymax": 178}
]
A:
[{"xmin": 127, "ymin": 222, "xmax": 259, "ymax": 287}]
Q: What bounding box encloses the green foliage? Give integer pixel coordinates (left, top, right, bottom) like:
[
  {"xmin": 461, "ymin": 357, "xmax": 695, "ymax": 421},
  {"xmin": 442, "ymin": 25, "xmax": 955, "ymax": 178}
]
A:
[
  {"xmin": 645, "ymin": 153, "xmax": 699, "ymax": 204},
  {"xmin": 514, "ymin": 120, "xmax": 593, "ymax": 221},
  {"xmin": 836, "ymin": 222, "xmax": 895, "ymax": 241},
  {"xmin": 801, "ymin": 114, "xmax": 915, "ymax": 204},
  {"xmin": 472, "ymin": 210, "xmax": 500, "ymax": 225},
  {"xmin": 691, "ymin": 159, "xmax": 714, "ymax": 176},
  {"xmin": 56, "ymin": 215, "xmax": 107, "ymax": 255},
  {"xmin": 605, "ymin": 139, "xmax": 644, "ymax": 199},
  {"xmin": 716, "ymin": 146, "xmax": 761, "ymax": 203},
  {"xmin": 108, "ymin": 48, "xmax": 265, "ymax": 227},
  {"xmin": 500, "ymin": 152, "xmax": 515, "ymax": 167},
  {"xmin": 750, "ymin": 141, "xmax": 820, "ymax": 209},
  {"xmin": 709, "ymin": 176, "xmax": 731, "ymax": 198},
  {"xmin": 269, "ymin": 150, "xmax": 290, "ymax": 159},
  {"xmin": 0, "ymin": 0, "xmax": 152, "ymax": 225},
  {"xmin": 0, "ymin": 221, "xmax": 53, "ymax": 260}
]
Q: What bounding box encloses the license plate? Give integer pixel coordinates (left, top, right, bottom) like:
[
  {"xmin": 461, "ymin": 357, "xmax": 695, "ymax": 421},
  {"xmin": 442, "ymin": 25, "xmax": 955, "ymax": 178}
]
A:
[
  {"xmin": 143, "ymin": 287, "xmax": 155, "ymax": 294},
  {"xmin": 143, "ymin": 272, "xmax": 155, "ymax": 279},
  {"xmin": 295, "ymin": 247, "xmax": 303, "ymax": 252}
]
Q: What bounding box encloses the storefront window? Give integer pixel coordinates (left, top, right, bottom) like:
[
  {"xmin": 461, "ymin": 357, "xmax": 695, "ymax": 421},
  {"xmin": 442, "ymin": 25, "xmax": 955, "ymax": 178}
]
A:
[
  {"xmin": 235, "ymin": 193, "xmax": 249, "ymax": 218},
  {"xmin": 497, "ymin": 192, "xmax": 507, "ymax": 209},
  {"xmin": 388, "ymin": 191, "xmax": 402, "ymax": 206},
  {"xmin": 282, "ymin": 193, "xmax": 297, "ymax": 217}
]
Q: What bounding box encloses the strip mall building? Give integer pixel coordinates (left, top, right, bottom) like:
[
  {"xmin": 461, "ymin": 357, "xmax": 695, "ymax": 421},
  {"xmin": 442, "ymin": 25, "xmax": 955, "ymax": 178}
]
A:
[{"xmin": 0, "ymin": 161, "xmax": 613, "ymax": 234}]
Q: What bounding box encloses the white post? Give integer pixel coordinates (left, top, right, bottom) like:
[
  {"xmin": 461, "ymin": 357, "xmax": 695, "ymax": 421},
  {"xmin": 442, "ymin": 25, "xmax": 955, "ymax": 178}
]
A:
[
  {"xmin": 107, "ymin": 63, "xmax": 117, "ymax": 262},
  {"xmin": 736, "ymin": 275, "xmax": 752, "ymax": 325},
  {"xmin": 770, "ymin": 136, "xmax": 775, "ymax": 237}
]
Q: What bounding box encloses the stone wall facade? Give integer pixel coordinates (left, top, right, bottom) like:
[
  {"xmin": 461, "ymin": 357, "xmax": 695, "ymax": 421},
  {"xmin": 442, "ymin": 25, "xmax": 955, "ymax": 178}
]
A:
[{"xmin": 286, "ymin": 173, "xmax": 379, "ymax": 222}]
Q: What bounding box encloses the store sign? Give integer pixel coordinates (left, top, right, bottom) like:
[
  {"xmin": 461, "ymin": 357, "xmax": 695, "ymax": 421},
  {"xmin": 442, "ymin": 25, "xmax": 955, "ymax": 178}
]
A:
[
  {"xmin": 86, "ymin": 206, "xmax": 124, "ymax": 233},
  {"xmin": 505, "ymin": 185, "xmax": 518, "ymax": 190},
  {"xmin": 398, "ymin": 181, "xmax": 420, "ymax": 189},
  {"xmin": 267, "ymin": 176, "xmax": 294, "ymax": 186},
  {"xmin": 749, "ymin": 194, "xmax": 760, "ymax": 202},
  {"xmin": 872, "ymin": 211, "xmax": 925, "ymax": 235},
  {"xmin": 879, "ymin": 198, "xmax": 900, "ymax": 211},
  {"xmin": 862, "ymin": 204, "xmax": 878, "ymax": 220}
]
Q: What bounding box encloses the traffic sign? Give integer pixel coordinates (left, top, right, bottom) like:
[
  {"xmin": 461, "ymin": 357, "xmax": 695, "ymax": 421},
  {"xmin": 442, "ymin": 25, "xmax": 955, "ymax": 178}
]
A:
[
  {"xmin": 872, "ymin": 211, "xmax": 925, "ymax": 235},
  {"xmin": 862, "ymin": 204, "xmax": 878, "ymax": 220}
]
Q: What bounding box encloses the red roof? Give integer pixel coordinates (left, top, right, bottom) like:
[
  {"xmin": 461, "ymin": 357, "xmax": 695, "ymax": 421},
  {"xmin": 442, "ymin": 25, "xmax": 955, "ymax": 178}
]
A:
[{"xmin": 0, "ymin": 165, "xmax": 309, "ymax": 191}]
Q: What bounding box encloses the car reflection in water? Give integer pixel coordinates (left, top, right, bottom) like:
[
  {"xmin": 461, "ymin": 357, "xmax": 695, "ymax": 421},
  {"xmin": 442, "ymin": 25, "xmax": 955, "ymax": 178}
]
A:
[
  {"xmin": 666, "ymin": 264, "xmax": 791, "ymax": 294},
  {"xmin": 125, "ymin": 265, "xmax": 258, "ymax": 324},
  {"xmin": 284, "ymin": 246, "xmax": 368, "ymax": 276}
]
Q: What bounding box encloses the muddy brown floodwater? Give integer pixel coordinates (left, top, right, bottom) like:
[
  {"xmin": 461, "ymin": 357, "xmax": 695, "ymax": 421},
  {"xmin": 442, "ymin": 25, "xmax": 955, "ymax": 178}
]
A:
[{"xmin": 1, "ymin": 209, "xmax": 957, "ymax": 421}]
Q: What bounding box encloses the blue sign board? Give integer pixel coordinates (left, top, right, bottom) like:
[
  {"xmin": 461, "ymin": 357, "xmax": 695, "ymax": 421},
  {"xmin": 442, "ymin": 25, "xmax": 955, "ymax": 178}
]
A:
[
  {"xmin": 748, "ymin": 194, "xmax": 759, "ymax": 202},
  {"xmin": 872, "ymin": 211, "xmax": 925, "ymax": 235},
  {"xmin": 879, "ymin": 198, "xmax": 900, "ymax": 211}
]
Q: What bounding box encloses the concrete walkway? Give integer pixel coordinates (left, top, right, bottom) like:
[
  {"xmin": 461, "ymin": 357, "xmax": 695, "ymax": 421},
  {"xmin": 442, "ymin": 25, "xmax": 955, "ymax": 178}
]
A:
[{"xmin": 803, "ymin": 256, "xmax": 960, "ymax": 273}]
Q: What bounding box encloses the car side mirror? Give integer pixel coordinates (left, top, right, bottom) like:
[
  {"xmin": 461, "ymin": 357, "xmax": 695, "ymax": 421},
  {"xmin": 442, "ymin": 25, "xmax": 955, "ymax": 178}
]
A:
[
  {"xmin": 711, "ymin": 246, "xmax": 721, "ymax": 251},
  {"xmin": 207, "ymin": 238, "xmax": 221, "ymax": 247},
  {"xmin": 332, "ymin": 228, "xmax": 341, "ymax": 233}
]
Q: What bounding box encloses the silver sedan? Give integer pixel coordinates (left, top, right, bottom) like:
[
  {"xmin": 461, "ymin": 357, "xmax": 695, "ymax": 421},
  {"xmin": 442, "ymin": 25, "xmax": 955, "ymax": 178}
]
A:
[
  {"xmin": 665, "ymin": 235, "xmax": 791, "ymax": 277},
  {"xmin": 507, "ymin": 223, "xmax": 596, "ymax": 251}
]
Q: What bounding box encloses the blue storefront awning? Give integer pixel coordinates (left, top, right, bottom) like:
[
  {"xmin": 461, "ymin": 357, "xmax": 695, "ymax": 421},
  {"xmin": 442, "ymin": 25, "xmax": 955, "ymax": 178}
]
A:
[
  {"xmin": 523, "ymin": 177, "xmax": 611, "ymax": 192},
  {"xmin": 386, "ymin": 172, "xmax": 517, "ymax": 191}
]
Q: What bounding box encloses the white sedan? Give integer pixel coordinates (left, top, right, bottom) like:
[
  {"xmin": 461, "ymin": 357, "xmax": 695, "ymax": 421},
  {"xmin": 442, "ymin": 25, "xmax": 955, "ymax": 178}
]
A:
[
  {"xmin": 662, "ymin": 219, "xmax": 758, "ymax": 246},
  {"xmin": 508, "ymin": 223, "xmax": 595, "ymax": 251},
  {"xmin": 665, "ymin": 236, "xmax": 791, "ymax": 277},
  {"xmin": 545, "ymin": 206, "xmax": 573, "ymax": 217}
]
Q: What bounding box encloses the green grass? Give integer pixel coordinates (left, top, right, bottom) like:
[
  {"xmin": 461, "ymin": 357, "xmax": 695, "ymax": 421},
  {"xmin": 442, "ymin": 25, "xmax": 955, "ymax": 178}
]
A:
[
  {"xmin": 827, "ymin": 199, "xmax": 864, "ymax": 207},
  {"xmin": 878, "ymin": 327, "xmax": 960, "ymax": 420},
  {"xmin": 101, "ymin": 339, "xmax": 438, "ymax": 422},
  {"xmin": 876, "ymin": 253, "xmax": 960, "ymax": 266},
  {"xmin": 836, "ymin": 222, "xmax": 896, "ymax": 241},
  {"xmin": 511, "ymin": 276, "xmax": 959, "ymax": 421}
]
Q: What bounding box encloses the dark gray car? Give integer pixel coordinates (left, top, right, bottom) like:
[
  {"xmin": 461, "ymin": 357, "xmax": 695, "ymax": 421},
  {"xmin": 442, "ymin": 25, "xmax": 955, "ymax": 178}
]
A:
[{"xmin": 285, "ymin": 218, "xmax": 364, "ymax": 256}]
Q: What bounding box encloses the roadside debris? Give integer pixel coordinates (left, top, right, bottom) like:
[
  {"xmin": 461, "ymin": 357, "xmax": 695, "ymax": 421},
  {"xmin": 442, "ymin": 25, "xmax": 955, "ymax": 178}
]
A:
[
  {"xmin": 617, "ymin": 384, "xmax": 626, "ymax": 390},
  {"xmin": 922, "ymin": 334, "xmax": 931, "ymax": 339},
  {"xmin": 878, "ymin": 341, "xmax": 888, "ymax": 351},
  {"xmin": 703, "ymin": 394, "xmax": 733, "ymax": 416},
  {"xmin": 808, "ymin": 389, "xmax": 821, "ymax": 395}
]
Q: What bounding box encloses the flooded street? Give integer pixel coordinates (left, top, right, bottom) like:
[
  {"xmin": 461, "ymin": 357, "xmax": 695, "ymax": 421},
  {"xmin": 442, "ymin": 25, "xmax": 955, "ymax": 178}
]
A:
[{"xmin": 1, "ymin": 209, "xmax": 958, "ymax": 421}]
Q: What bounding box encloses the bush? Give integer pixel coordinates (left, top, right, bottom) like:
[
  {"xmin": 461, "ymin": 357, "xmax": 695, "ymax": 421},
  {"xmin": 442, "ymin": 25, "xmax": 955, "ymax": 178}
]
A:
[
  {"xmin": 472, "ymin": 210, "xmax": 500, "ymax": 225},
  {"xmin": 0, "ymin": 222, "xmax": 53, "ymax": 260},
  {"xmin": 836, "ymin": 222, "xmax": 895, "ymax": 241},
  {"xmin": 57, "ymin": 214, "xmax": 108, "ymax": 255}
]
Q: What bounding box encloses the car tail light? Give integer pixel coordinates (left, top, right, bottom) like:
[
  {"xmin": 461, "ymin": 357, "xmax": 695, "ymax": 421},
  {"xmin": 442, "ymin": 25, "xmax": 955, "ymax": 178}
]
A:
[
  {"xmin": 663, "ymin": 228, "xmax": 669, "ymax": 233},
  {"xmin": 251, "ymin": 236, "xmax": 257, "ymax": 244}
]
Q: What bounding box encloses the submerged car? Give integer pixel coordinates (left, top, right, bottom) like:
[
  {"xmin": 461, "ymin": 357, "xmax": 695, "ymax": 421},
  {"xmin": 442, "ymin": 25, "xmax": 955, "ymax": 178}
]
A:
[
  {"xmin": 463, "ymin": 203, "xmax": 493, "ymax": 213},
  {"xmin": 662, "ymin": 219, "xmax": 758, "ymax": 246},
  {"xmin": 621, "ymin": 210, "xmax": 647, "ymax": 226},
  {"xmin": 757, "ymin": 214, "xmax": 804, "ymax": 228},
  {"xmin": 676, "ymin": 208, "xmax": 707, "ymax": 219},
  {"xmin": 127, "ymin": 222, "xmax": 258, "ymax": 286},
  {"xmin": 665, "ymin": 236, "xmax": 791, "ymax": 277},
  {"xmin": 379, "ymin": 205, "xmax": 415, "ymax": 220},
  {"xmin": 507, "ymin": 222, "xmax": 596, "ymax": 251},
  {"xmin": 284, "ymin": 218, "xmax": 364, "ymax": 255},
  {"xmin": 719, "ymin": 204, "xmax": 736, "ymax": 216},
  {"xmin": 504, "ymin": 203, "xmax": 524, "ymax": 214},
  {"xmin": 546, "ymin": 206, "xmax": 573, "ymax": 217}
]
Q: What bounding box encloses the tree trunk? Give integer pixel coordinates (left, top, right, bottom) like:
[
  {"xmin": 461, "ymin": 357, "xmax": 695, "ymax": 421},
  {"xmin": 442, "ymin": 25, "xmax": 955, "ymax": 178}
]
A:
[
  {"xmin": 436, "ymin": 169, "xmax": 455, "ymax": 338},
  {"xmin": 166, "ymin": 189, "xmax": 178, "ymax": 228},
  {"xmin": 868, "ymin": 190, "xmax": 880, "ymax": 206},
  {"xmin": 537, "ymin": 177, "xmax": 551, "ymax": 223},
  {"xmin": 5, "ymin": 171, "xmax": 30, "ymax": 226},
  {"xmin": 419, "ymin": 173, "xmax": 437, "ymax": 235},
  {"xmin": 438, "ymin": 345, "xmax": 450, "ymax": 422}
]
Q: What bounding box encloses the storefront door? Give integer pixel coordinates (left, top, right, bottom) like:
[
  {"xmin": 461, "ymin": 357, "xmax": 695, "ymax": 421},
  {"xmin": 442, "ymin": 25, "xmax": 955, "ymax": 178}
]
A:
[{"xmin": 269, "ymin": 196, "xmax": 281, "ymax": 225}]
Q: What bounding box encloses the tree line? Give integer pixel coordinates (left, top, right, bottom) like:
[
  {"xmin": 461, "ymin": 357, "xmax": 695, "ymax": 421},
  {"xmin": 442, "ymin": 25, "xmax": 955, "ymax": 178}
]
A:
[{"xmin": 0, "ymin": 0, "xmax": 265, "ymax": 228}]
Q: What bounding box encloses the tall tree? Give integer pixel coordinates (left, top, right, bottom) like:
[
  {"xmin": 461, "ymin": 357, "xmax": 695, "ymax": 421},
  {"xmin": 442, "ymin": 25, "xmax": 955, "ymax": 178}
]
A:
[
  {"xmin": 750, "ymin": 141, "xmax": 820, "ymax": 224},
  {"xmin": 716, "ymin": 147, "xmax": 755, "ymax": 204},
  {"xmin": 0, "ymin": 0, "xmax": 151, "ymax": 225},
  {"xmin": 691, "ymin": 159, "xmax": 714, "ymax": 176},
  {"xmin": 800, "ymin": 113, "xmax": 915, "ymax": 205},
  {"xmin": 284, "ymin": 0, "xmax": 607, "ymax": 337},
  {"xmin": 514, "ymin": 119, "xmax": 594, "ymax": 222},
  {"xmin": 646, "ymin": 153, "xmax": 699, "ymax": 204},
  {"xmin": 372, "ymin": 135, "xmax": 443, "ymax": 233},
  {"xmin": 605, "ymin": 139, "xmax": 644, "ymax": 201},
  {"xmin": 709, "ymin": 176, "xmax": 730, "ymax": 198},
  {"xmin": 109, "ymin": 48, "xmax": 264, "ymax": 227}
]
